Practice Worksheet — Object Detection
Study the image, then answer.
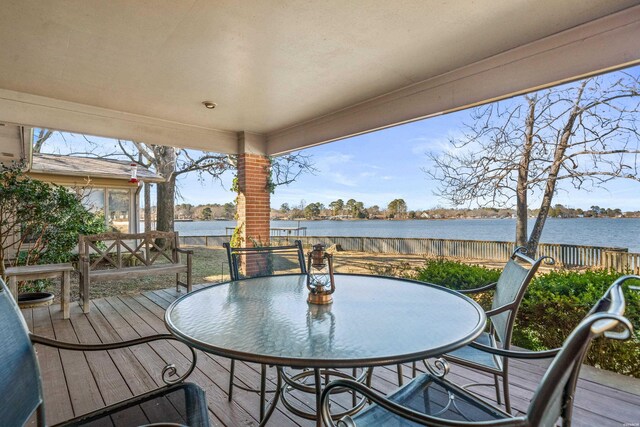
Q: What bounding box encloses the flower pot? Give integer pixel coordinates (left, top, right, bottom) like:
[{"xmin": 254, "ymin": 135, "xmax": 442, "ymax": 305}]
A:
[{"xmin": 18, "ymin": 292, "xmax": 55, "ymax": 309}]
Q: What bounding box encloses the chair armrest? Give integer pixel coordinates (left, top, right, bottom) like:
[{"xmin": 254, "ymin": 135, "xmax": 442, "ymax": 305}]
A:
[
  {"xmin": 175, "ymin": 248, "xmax": 194, "ymax": 255},
  {"xmin": 30, "ymin": 333, "xmax": 197, "ymax": 384},
  {"xmin": 469, "ymin": 341, "xmax": 560, "ymax": 359},
  {"xmin": 484, "ymin": 302, "xmax": 516, "ymax": 317},
  {"xmin": 457, "ymin": 282, "xmax": 497, "ymax": 295},
  {"xmin": 30, "ymin": 332, "xmax": 176, "ymax": 350},
  {"xmin": 321, "ymin": 378, "xmax": 525, "ymax": 427}
]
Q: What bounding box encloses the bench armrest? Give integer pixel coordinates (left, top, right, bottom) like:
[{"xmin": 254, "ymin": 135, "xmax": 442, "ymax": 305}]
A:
[{"xmin": 175, "ymin": 248, "xmax": 194, "ymax": 255}]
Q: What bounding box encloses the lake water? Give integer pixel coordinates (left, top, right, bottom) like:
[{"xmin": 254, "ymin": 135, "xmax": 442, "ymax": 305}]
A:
[{"xmin": 174, "ymin": 218, "xmax": 640, "ymax": 253}]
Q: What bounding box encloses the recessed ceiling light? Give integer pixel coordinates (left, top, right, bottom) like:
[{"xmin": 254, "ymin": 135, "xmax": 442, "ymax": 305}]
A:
[{"xmin": 202, "ymin": 101, "xmax": 217, "ymax": 109}]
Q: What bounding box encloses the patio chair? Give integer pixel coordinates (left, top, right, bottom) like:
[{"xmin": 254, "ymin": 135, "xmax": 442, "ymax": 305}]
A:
[
  {"xmin": 223, "ymin": 239, "xmax": 307, "ymax": 280},
  {"xmin": 322, "ymin": 275, "xmax": 637, "ymax": 427},
  {"xmin": 223, "ymin": 240, "xmax": 307, "ymax": 420},
  {"xmin": 399, "ymin": 247, "xmax": 551, "ymax": 413},
  {"xmin": 0, "ymin": 277, "xmax": 210, "ymax": 427}
]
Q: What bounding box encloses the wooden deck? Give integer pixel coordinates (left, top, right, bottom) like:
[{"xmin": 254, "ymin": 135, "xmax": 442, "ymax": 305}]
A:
[{"xmin": 23, "ymin": 285, "xmax": 640, "ymax": 427}]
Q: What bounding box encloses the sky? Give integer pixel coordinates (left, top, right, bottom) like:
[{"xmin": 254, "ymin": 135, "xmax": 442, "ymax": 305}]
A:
[
  {"xmin": 170, "ymin": 118, "xmax": 454, "ymax": 209},
  {"xmin": 40, "ymin": 67, "xmax": 640, "ymax": 212}
]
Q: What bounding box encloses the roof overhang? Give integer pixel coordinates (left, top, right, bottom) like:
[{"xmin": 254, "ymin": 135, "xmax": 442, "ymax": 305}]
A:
[
  {"xmin": 0, "ymin": 1, "xmax": 638, "ymax": 155},
  {"xmin": 0, "ymin": 123, "xmax": 32, "ymax": 169},
  {"xmin": 30, "ymin": 153, "xmax": 165, "ymax": 183}
]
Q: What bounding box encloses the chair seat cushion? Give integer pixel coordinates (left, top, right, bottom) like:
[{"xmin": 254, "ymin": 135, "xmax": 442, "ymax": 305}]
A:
[
  {"xmin": 56, "ymin": 383, "xmax": 209, "ymax": 427},
  {"xmin": 348, "ymin": 373, "xmax": 510, "ymax": 426},
  {"xmin": 445, "ymin": 332, "xmax": 502, "ymax": 371}
]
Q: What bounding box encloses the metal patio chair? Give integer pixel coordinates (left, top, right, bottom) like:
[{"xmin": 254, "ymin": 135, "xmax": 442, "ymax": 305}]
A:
[
  {"xmin": 224, "ymin": 239, "xmax": 307, "ymax": 280},
  {"xmin": 0, "ymin": 277, "xmax": 210, "ymax": 427},
  {"xmin": 399, "ymin": 247, "xmax": 551, "ymax": 413},
  {"xmin": 322, "ymin": 275, "xmax": 637, "ymax": 427},
  {"xmin": 223, "ymin": 240, "xmax": 307, "ymax": 420}
]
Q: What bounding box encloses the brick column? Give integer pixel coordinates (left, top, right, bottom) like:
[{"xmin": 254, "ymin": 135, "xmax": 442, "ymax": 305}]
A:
[{"xmin": 236, "ymin": 153, "xmax": 271, "ymax": 247}]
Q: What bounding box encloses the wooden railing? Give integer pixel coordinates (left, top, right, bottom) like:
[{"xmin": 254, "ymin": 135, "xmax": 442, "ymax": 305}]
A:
[
  {"xmin": 180, "ymin": 235, "xmax": 230, "ymax": 247},
  {"xmin": 602, "ymin": 250, "xmax": 640, "ymax": 273},
  {"xmin": 179, "ymin": 235, "xmax": 639, "ymax": 273}
]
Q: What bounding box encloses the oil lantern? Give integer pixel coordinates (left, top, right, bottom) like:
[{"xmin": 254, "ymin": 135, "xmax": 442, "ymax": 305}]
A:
[{"xmin": 306, "ymin": 243, "xmax": 335, "ymax": 305}]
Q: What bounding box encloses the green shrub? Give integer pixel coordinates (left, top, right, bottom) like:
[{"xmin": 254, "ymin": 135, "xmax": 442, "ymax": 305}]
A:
[
  {"xmin": 413, "ymin": 258, "xmax": 640, "ymax": 377},
  {"xmin": 1, "ymin": 164, "xmax": 107, "ymax": 292},
  {"xmin": 518, "ymin": 269, "xmax": 639, "ymax": 377},
  {"xmin": 414, "ymin": 258, "xmax": 501, "ymax": 309},
  {"xmin": 415, "ymin": 258, "xmax": 502, "ymax": 290}
]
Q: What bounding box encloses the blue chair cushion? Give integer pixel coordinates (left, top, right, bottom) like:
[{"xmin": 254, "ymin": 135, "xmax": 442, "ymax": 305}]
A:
[
  {"xmin": 445, "ymin": 332, "xmax": 502, "ymax": 371},
  {"xmin": 349, "ymin": 373, "xmax": 509, "ymax": 426},
  {"xmin": 57, "ymin": 383, "xmax": 209, "ymax": 427}
]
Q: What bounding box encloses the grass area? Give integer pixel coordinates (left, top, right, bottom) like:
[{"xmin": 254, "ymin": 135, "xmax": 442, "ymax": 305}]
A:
[
  {"xmin": 40, "ymin": 247, "xmax": 546, "ymax": 303},
  {"xmin": 43, "ymin": 246, "xmax": 228, "ymax": 302},
  {"xmin": 35, "ymin": 247, "xmax": 638, "ymax": 377}
]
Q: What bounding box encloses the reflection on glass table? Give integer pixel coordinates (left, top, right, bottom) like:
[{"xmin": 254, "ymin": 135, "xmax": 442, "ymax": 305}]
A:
[{"xmin": 165, "ymin": 274, "xmax": 486, "ymax": 426}]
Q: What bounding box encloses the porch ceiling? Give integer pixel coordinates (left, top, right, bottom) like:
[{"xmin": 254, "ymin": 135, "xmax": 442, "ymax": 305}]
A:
[{"xmin": 0, "ymin": 1, "xmax": 639, "ymax": 155}]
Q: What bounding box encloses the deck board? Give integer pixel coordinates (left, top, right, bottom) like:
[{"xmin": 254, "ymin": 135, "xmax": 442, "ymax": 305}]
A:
[
  {"xmin": 30, "ymin": 306, "xmax": 74, "ymax": 425},
  {"xmin": 49, "ymin": 304, "xmax": 106, "ymax": 416},
  {"xmin": 22, "ymin": 290, "xmax": 640, "ymax": 427},
  {"xmin": 85, "ymin": 300, "xmax": 158, "ymax": 395}
]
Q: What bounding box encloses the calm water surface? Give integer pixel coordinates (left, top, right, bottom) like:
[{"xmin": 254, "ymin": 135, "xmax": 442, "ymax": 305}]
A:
[{"xmin": 175, "ymin": 218, "xmax": 640, "ymax": 252}]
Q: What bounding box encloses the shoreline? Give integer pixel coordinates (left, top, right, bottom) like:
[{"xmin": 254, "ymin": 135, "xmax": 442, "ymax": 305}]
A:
[{"xmin": 173, "ymin": 217, "xmax": 640, "ymax": 253}]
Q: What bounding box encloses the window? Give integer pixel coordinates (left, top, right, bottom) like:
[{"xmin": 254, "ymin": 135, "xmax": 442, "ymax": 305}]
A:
[
  {"xmin": 83, "ymin": 188, "xmax": 105, "ymax": 217},
  {"xmin": 108, "ymin": 189, "xmax": 131, "ymax": 232},
  {"xmin": 71, "ymin": 186, "xmax": 135, "ymax": 233}
]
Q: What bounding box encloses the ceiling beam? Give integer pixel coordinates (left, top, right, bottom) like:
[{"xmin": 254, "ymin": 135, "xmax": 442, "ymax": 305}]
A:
[
  {"xmin": 266, "ymin": 5, "xmax": 640, "ymax": 155},
  {"xmin": 0, "ymin": 89, "xmax": 238, "ymax": 154}
]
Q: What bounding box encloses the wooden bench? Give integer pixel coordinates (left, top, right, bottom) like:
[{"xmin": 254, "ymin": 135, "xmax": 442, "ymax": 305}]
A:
[
  {"xmin": 4, "ymin": 263, "xmax": 74, "ymax": 318},
  {"xmin": 78, "ymin": 231, "xmax": 192, "ymax": 313}
]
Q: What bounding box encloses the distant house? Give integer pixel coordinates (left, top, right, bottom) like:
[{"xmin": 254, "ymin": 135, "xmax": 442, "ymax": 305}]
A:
[{"xmin": 27, "ymin": 153, "xmax": 164, "ymax": 233}]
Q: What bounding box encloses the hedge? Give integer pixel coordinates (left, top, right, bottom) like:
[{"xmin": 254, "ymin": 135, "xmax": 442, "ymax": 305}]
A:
[{"xmin": 414, "ymin": 259, "xmax": 640, "ymax": 377}]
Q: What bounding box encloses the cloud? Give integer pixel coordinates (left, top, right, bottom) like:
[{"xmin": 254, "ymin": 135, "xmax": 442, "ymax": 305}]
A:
[
  {"xmin": 311, "ymin": 151, "xmax": 395, "ymax": 187},
  {"xmin": 315, "ymin": 152, "xmax": 354, "ymax": 170},
  {"xmin": 410, "ymin": 137, "xmax": 449, "ymax": 155},
  {"xmin": 410, "ymin": 130, "xmax": 468, "ymax": 155},
  {"xmin": 327, "ymin": 171, "xmax": 358, "ymax": 187},
  {"xmin": 410, "ymin": 141, "xmax": 432, "ymax": 155},
  {"xmin": 359, "ymin": 172, "xmax": 376, "ymax": 178}
]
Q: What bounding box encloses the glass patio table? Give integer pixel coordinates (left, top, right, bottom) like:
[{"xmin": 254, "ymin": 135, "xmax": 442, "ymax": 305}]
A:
[{"xmin": 165, "ymin": 273, "xmax": 486, "ymax": 426}]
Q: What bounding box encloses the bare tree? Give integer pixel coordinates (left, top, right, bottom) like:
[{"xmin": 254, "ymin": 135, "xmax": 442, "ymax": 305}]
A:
[
  {"xmin": 33, "ymin": 134, "xmax": 315, "ymax": 233},
  {"xmin": 33, "ymin": 129, "xmax": 53, "ymax": 153},
  {"xmin": 119, "ymin": 143, "xmax": 233, "ymax": 232},
  {"xmin": 427, "ymin": 71, "xmax": 640, "ymax": 255},
  {"xmin": 117, "ymin": 142, "xmax": 314, "ymax": 232}
]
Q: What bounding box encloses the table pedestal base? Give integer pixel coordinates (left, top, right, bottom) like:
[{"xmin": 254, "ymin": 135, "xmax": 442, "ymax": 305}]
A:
[{"xmin": 276, "ymin": 367, "xmax": 371, "ymax": 426}]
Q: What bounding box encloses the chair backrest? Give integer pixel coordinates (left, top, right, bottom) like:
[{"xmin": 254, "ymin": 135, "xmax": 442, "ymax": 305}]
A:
[
  {"xmin": 490, "ymin": 248, "xmax": 550, "ymax": 346},
  {"xmin": 526, "ymin": 275, "xmax": 634, "ymax": 426},
  {"xmin": 223, "ymin": 240, "xmax": 307, "ymax": 281},
  {"xmin": 0, "ymin": 278, "xmax": 44, "ymax": 426}
]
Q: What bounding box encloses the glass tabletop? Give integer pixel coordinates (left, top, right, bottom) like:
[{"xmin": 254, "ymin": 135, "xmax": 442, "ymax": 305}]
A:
[{"xmin": 165, "ymin": 274, "xmax": 485, "ymax": 368}]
